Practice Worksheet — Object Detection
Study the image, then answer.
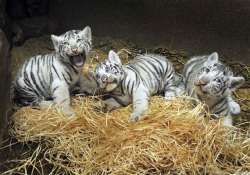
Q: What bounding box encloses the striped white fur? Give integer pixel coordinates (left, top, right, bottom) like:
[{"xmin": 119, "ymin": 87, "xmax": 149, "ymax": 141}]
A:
[
  {"xmin": 183, "ymin": 52, "xmax": 245, "ymax": 126},
  {"xmin": 12, "ymin": 26, "xmax": 92, "ymax": 116},
  {"xmin": 93, "ymin": 50, "xmax": 184, "ymax": 122}
]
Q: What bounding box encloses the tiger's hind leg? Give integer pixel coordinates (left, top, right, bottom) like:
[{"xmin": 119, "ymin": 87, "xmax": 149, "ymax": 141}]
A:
[
  {"xmin": 129, "ymin": 88, "xmax": 149, "ymax": 122},
  {"xmin": 51, "ymin": 80, "xmax": 75, "ymax": 117}
]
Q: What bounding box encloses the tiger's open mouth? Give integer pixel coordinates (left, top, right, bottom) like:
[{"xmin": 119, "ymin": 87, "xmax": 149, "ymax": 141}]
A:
[{"xmin": 70, "ymin": 53, "xmax": 86, "ymax": 67}]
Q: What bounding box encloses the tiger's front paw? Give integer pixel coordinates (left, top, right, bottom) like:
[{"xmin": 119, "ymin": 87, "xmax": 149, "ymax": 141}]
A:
[
  {"xmin": 39, "ymin": 100, "xmax": 54, "ymax": 109},
  {"xmin": 129, "ymin": 113, "xmax": 140, "ymax": 123},
  {"xmin": 229, "ymin": 101, "xmax": 240, "ymax": 115},
  {"xmin": 63, "ymin": 107, "xmax": 75, "ymax": 117},
  {"xmin": 175, "ymin": 87, "xmax": 185, "ymax": 96},
  {"xmin": 164, "ymin": 93, "xmax": 176, "ymax": 101}
]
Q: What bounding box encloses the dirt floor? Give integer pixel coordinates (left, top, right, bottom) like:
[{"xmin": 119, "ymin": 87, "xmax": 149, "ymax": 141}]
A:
[{"xmin": 1, "ymin": 35, "xmax": 250, "ymax": 174}]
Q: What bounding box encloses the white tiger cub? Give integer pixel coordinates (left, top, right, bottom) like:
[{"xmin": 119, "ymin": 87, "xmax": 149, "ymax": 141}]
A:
[
  {"xmin": 12, "ymin": 26, "xmax": 92, "ymax": 117},
  {"xmin": 183, "ymin": 52, "xmax": 245, "ymax": 126},
  {"xmin": 92, "ymin": 50, "xmax": 183, "ymax": 122}
]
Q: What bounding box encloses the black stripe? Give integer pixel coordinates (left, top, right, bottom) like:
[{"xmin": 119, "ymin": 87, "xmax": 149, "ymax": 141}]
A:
[
  {"xmin": 130, "ymin": 81, "xmax": 135, "ymax": 95},
  {"xmin": 23, "ymin": 71, "xmax": 33, "ymax": 88},
  {"xmin": 37, "ymin": 70, "xmax": 47, "ymax": 94},
  {"xmin": 62, "ymin": 73, "xmax": 70, "ymax": 85},
  {"xmin": 211, "ymin": 97, "xmax": 225, "ymax": 110},
  {"xmin": 185, "ymin": 71, "xmax": 194, "ymax": 89},
  {"xmin": 120, "ymin": 75, "xmax": 126, "ymax": 94},
  {"xmin": 65, "ymin": 71, "xmax": 73, "ymax": 81},
  {"xmin": 49, "ymin": 57, "xmax": 54, "ymax": 83},
  {"xmin": 185, "ymin": 67, "xmax": 197, "ymax": 88},
  {"xmin": 42, "ymin": 57, "xmax": 50, "ymax": 91},
  {"xmin": 36, "ymin": 57, "xmax": 48, "ymax": 94},
  {"xmin": 30, "ymin": 71, "xmax": 45, "ymax": 97},
  {"xmin": 183, "ymin": 57, "xmax": 203, "ymax": 75},
  {"xmin": 52, "ymin": 64, "xmax": 61, "ymax": 80},
  {"xmin": 213, "ymin": 98, "xmax": 228, "ymax": 113},
  {"xmin": 165, "ymin": 62, "xmax": 169, "ymax": 78},
  {"xmin": 166, "ymin": 69, "xmax": 173, "ymax": 80},
  {"xmin": 220, "ymin": 87, "xmax": 227, "ymax": 96},
  {"xmin": 141, "ymin": 61, "xmax": 159, "ymax": 81},
  {"xmin": 127, "ymin": 65, "xmax": 144, "ymax": 85},
  {"xmin": 66, "ymin": 62, "xmax": 78, "ymax": 74},
  {"xmin": 136, "ymin": 63, "xmax": 154, "ymax": 83},
  {"xmin": 30, "ymin": 58, "xmax": 34, "ymax": 72},
  {"xmin": 147, "ymin": 61, "xmax": 161, "ymax": 77},
  {"xmin": 214, "ymin": 105, "xmax": 228, "ymax": 115},
  {"xmin": 184, "ymin": 59, "xmax": 205, "ymax": 88},
  {"xmin": 152, "ymin": 58, "xmax": 164, "ymax": 75},
  {"xmin": 52, "ymin": 86, "xmax": 59, "ymax": 94},
  {"xmin": 126, "ymin": 79, "xmax": 131, "ymax": 94}
]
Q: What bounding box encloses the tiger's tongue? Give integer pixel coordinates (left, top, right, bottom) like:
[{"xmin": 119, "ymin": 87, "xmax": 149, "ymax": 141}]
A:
[{"xmin": 71, "ymin": 55, "xmax": 83, "ymax": 67}]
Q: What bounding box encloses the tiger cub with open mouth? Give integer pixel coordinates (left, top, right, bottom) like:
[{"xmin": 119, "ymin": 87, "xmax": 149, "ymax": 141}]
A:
[{"xmin": 12, "ymin": 26, "xmax": 92, "ymax": 117}]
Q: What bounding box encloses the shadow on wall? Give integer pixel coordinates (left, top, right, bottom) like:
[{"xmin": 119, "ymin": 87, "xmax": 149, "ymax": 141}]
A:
[
  {"xmin": 6, "ymin": 0, "xmax": 250, "ymax": 63},
  {"xmin": 49, "ymin": 0, "xmax": 250, "ymax": 63}
]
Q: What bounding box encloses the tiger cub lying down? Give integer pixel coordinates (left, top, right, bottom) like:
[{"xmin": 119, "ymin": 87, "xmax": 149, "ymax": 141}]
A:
[
  {"xmin": 12, "ymin": 26, "xmax": 92, "ymax": 117},
  {"xmin": 92, "ymin": 50, "xmax": 184, "ymax": 122},
  {"xmin": 183, "ymin": 52, "xmax": 245, "ymax": 126}
]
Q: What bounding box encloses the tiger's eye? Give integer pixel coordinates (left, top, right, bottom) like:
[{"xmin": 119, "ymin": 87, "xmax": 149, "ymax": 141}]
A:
[
  {"xmin": 215, "ymin": 78, "xmax": 221, "ymax": 83},
  {"xmin": 205, "ymin": 68, "xmax": 210, "ymax": 73},
  {"xmin": 101, "ymin": 75, "xmax": 108, "ymax": 82},
  {"xmin": 105, "ymin": 67, "xmax": 109, "ymax": 72}
]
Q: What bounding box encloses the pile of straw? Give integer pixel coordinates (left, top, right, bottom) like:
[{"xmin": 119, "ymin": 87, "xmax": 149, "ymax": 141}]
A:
[{"xmin": 8, "ymin": 96, "xmax": 250, "ymax": 174}]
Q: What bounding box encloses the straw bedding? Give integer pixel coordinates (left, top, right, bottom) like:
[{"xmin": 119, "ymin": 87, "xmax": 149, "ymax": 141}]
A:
[
  {"xmin": 8, "ymin": 96, "xmax": 250, "ymax": 175},
  {"xmin": 6, "ymin": 36, "xmax": 250, "ymax": 174}
]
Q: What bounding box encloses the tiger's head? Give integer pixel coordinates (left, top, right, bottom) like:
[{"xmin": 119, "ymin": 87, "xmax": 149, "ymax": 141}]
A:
[
  {"xmin": 92, "ymin": 50, "xmax": 125, "ymax": 92},
  {"xmin": 51, "ymin": 26, "xmax": 92, "ymax": 67},
  {"xmin": 194, "ymin": 52, "xmax": 245, "ymax": 98}
]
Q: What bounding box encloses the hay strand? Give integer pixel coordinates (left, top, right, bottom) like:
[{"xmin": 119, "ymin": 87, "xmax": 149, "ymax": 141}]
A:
[{"xmin": 7, "ymin": 96, "xmax": 250, "ymax": 174}]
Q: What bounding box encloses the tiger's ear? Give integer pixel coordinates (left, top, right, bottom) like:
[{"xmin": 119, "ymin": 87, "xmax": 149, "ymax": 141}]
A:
[
  {"xmin": 108, "ymin": 50, "xmax": 122, "ymax": 65},
  {"xmin": 205, "ymin": 52, "xmax": 219, "ymax": 66},
  {"xmin": 79, "ymin": 26, "xmax": 92, "ymax": 43},
  {"xmin": 229, "ymin": 76, "xmax": 245, "ymax": 91},
  {"xmin": 51, "ymin": 34, "xmax": 62, "ymax": 51}
]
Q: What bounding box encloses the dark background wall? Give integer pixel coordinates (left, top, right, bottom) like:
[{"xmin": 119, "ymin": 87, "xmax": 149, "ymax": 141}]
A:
[
  {"xmin": 49, "ymin": 0, "xmax": 250, "ymax": 63},
  {"xmin": 4, "ymin": 0, "xmax": 250, "ymax": 64},
  {"xmin": 0, "ymin": 28, "xmax": 10, "ymax": 145}
]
